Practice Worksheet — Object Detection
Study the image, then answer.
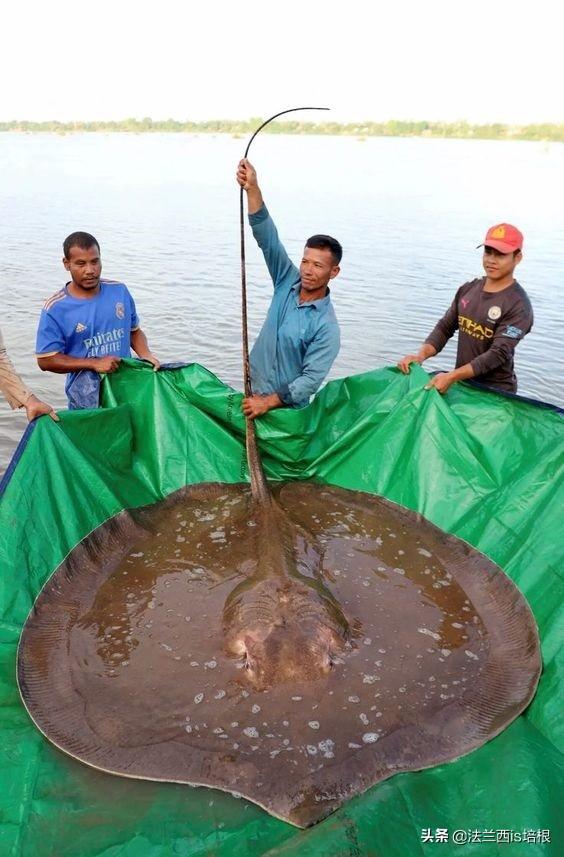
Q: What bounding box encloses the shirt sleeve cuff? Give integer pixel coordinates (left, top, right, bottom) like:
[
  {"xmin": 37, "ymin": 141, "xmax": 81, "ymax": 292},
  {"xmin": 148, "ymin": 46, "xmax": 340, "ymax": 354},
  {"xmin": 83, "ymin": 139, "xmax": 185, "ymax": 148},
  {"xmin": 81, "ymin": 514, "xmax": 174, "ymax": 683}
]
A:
[
  {"xmin": 8, "ymin": 390, "xmax": 32, "ymax": 410},
  {"xmin": 470, "ymin": 356, "xmax": 486, "ymax": 376},
  {"xmin": 277, "ymin": 382, "xmax": 294, "ymax": 406},
  {"xmin": 248, "ymin": 204, "xmax": 269, "ymax": 225},
  {"xmin": 424, "ymin": 334, "xmax": 441, "ymax": 350}
]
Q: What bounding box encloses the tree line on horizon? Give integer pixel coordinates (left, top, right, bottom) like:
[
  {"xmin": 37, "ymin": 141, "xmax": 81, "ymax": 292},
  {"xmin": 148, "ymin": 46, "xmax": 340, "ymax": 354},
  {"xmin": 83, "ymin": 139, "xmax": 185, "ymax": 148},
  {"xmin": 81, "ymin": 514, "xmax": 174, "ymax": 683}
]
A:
[{"xmin": 1, "ymin": 117, "xmax": 563, "ymax": 142}]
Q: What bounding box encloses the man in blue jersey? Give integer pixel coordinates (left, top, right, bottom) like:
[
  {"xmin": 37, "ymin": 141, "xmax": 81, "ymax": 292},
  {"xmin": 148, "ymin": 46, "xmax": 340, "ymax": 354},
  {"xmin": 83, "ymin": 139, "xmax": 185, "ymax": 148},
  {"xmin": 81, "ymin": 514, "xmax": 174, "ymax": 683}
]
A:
[
  {"xmin": 236, "ymin": 159, "xmax": 342, "ymax": 419},
  {"xmin": 36, "ymin": 232, "xmax": 159, "ymax": 408}
]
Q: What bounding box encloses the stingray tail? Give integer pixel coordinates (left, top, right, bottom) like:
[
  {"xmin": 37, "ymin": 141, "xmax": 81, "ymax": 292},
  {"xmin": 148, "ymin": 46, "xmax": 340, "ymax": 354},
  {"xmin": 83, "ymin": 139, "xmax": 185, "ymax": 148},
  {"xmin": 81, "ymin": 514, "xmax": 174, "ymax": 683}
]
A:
[{"xmin": 246, "ymin": 419, "xmax": 272, "ymax": 505}]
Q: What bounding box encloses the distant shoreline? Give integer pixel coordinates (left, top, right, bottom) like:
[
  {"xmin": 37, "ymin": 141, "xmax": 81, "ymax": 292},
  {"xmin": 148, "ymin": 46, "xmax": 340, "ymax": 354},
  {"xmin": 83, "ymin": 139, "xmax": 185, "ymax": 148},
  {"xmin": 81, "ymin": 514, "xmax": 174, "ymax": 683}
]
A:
[{"xmin": 1, "ymin": 118, "xmax": 563, "ymax": 142}]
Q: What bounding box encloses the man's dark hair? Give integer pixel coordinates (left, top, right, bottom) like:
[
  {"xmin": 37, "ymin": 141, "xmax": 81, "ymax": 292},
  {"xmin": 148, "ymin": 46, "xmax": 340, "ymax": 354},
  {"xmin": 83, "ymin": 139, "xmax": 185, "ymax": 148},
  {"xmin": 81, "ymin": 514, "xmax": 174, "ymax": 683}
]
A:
[
  {"xmin": 306, "ymin": 234, "xmax": 343, "ymax": 265},
  {"xmin": 63, "ymin": 231, "xmax": 100, "ymax": 260}
]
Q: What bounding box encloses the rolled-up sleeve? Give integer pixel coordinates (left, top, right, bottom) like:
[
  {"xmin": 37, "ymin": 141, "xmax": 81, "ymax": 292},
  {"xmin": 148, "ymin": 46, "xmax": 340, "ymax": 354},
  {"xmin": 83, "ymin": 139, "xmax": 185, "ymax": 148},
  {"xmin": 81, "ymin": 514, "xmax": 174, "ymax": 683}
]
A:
[
  {"xmin": 278, "ymin": 322, "xmax": 340, "ymax": 406},
  {"xmin": 0, "ymin": 329, "xmax": 32, "ymax": 408},
  {"xmin": 249, "ymin": 204, "xmax": 299, "ymax": 289}
]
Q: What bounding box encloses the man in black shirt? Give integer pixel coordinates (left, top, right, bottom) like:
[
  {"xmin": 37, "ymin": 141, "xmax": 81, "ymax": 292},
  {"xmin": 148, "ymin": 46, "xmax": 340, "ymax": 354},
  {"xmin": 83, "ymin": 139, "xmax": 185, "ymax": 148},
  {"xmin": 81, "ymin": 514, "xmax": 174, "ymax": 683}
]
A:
[{"xmin": 398, "ymin": 223, "xmax": 533, "ymax": 394}]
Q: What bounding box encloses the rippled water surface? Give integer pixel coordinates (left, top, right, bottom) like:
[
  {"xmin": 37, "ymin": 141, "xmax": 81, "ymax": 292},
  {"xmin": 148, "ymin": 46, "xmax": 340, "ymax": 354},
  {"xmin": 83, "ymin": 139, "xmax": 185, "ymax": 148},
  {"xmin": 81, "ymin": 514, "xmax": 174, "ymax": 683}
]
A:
[{"xmin": 1, "ymin": 132, "xmax": 563, "ymax": 471}]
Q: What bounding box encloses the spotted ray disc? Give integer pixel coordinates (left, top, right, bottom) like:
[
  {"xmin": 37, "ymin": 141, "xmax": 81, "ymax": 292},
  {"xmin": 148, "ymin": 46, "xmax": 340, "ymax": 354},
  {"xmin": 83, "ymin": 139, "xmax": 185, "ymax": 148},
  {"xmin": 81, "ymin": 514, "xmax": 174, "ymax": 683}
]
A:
[{"xmin": 17, "ymin": 482, "xmax": 541, "ymax": 827}]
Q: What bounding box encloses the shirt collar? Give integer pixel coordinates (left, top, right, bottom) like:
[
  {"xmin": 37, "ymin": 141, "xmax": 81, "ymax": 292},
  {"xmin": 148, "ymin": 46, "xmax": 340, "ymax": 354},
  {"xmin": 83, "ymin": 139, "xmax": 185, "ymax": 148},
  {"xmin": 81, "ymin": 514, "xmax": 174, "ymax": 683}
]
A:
[{"xmin": 292, "ymin": 283, "xmax": 332, "ymax": 310}]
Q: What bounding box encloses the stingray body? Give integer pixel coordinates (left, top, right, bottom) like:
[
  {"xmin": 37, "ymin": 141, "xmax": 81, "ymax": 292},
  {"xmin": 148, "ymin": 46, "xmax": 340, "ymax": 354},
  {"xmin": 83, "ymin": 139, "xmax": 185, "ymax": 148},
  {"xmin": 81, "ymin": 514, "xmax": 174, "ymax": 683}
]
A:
[{"xmin": 17, "ymin": 479, "xmax": 541, "ymax": 827}]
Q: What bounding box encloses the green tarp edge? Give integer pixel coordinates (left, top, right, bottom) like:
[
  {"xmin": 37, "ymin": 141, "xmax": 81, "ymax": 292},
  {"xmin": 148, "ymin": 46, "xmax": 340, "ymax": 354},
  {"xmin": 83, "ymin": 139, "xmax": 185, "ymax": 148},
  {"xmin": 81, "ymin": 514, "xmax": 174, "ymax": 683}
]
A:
[{"xmin": 0, "ymin": 360, "xmax": 562, "ymax": 856}]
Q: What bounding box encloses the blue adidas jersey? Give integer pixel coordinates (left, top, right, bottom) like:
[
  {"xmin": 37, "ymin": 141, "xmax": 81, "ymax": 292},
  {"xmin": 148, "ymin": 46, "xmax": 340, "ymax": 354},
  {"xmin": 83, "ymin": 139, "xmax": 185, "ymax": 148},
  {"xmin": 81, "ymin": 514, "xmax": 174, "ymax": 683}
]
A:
[{"xmin": 36, "ymin": 279, "xmax": 140, "ymax": 393}]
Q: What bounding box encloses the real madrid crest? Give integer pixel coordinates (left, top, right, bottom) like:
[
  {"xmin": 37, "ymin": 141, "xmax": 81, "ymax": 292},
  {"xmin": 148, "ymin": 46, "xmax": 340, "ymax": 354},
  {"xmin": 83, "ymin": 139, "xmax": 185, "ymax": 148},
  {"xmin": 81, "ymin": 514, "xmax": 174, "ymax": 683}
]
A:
[
  {"xmin": 488, "ymin": 306, "xmax": 501, "ymax": 321},
  {"xmin": 115, "ymin": 302, "xmax": 125, "ymax": 320}
]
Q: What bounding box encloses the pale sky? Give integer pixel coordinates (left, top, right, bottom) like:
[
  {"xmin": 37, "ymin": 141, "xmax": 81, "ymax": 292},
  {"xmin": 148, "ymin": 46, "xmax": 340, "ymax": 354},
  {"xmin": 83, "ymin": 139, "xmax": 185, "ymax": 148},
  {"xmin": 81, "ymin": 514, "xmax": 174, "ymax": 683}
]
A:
[{"xmin": 2, "ymin": 0, "xmax": 561, "ymax": 124}]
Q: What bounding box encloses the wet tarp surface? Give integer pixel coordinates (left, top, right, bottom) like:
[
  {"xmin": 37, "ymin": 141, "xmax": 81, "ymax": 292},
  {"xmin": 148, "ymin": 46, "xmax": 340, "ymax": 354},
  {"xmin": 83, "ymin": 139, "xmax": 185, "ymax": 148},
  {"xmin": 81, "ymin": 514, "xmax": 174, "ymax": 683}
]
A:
[{"xmin": 1, "ymin": 360, "xmax": 562, "ymax": 855}]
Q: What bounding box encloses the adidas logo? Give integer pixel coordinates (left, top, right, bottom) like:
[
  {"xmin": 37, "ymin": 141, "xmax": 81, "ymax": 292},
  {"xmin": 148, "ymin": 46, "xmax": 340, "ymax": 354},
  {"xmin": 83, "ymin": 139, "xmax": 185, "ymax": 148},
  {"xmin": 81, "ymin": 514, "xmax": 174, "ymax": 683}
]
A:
[{"xmin": 75, "ymin": 322, "xmax": 87, "ymax": 333}]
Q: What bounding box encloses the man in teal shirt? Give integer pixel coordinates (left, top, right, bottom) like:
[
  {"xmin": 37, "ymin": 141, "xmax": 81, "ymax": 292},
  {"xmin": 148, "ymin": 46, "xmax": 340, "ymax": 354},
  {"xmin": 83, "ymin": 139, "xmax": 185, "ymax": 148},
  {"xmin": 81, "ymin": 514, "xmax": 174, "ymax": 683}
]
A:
[{"xmin": 237, "ymin": 159, "xmax": 342, "ymax": 419}]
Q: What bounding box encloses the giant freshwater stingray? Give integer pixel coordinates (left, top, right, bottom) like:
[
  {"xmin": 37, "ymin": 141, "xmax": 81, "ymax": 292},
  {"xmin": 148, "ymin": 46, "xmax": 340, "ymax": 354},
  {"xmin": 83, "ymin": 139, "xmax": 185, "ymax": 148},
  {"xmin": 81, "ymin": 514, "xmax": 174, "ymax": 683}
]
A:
[{"xmin": 18, "ymin": 112, "xmax": 541, "ymax": 827}]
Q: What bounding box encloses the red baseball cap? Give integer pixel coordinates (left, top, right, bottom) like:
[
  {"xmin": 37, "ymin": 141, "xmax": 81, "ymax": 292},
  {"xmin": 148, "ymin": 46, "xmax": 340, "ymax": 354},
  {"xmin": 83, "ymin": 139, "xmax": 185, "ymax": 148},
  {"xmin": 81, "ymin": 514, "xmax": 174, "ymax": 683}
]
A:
[{"xmin": 477, "ymin": 223, "xmax": 523, "ymax": 253}]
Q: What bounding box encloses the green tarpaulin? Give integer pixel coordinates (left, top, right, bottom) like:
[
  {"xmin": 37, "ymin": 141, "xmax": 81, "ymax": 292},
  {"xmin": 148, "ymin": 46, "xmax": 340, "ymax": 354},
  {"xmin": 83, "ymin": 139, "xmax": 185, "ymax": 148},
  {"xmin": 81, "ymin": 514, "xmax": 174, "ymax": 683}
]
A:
[{"xmin": 1, "ymin": 361, "xmax": 562, "ymax": 856}]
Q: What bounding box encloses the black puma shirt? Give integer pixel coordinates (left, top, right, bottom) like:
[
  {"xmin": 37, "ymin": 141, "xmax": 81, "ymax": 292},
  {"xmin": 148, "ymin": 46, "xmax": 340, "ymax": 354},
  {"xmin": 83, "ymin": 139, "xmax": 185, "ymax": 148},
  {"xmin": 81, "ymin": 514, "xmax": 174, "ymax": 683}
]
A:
[{"xmin": 425, "ymin": 278, "xmax": 533, "ymax": 392}]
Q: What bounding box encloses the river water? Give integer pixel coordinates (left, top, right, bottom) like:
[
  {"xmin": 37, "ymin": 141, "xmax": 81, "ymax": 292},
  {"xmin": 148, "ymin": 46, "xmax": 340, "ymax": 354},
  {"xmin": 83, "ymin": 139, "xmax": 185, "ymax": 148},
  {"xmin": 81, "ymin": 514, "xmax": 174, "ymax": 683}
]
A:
[{"xmin": 1, "ymin": 132, "xmax": 563, "ymax": 472}]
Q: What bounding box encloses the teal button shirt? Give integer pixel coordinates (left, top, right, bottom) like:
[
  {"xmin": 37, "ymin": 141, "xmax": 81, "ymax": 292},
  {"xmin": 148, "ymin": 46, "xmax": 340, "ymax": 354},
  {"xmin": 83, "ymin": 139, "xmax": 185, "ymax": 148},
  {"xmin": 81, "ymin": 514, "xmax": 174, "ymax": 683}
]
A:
[{"xmin": 248, "ymin": 205, "xmax": 340, "ymax": 408}]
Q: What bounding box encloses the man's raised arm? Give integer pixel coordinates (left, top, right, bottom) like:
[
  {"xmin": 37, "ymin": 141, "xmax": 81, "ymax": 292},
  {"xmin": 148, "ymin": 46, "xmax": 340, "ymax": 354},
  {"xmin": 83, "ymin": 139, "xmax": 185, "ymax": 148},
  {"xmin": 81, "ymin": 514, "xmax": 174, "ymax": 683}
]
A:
[
  {"xmin": 236, "ymin": 159, "xmax": 297, "ymax": 289},
  {"xmin": 236, "ymin": 158, "xmax": 264, "ymax": 214}
]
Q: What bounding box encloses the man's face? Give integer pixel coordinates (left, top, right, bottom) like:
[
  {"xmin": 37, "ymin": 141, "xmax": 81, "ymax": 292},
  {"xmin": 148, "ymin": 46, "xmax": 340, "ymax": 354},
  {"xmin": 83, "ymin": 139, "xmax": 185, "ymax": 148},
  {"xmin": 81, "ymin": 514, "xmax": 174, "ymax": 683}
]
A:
[
  {"xmin": 300, "ymin": 247, "xmax": 340, "ymax": 295},
  {"xmin": 482, "ymin": 246, "xmax": 520, "ymax": 280},
  {"xmin": 63, "ymin": 244, "xmax": 102, "ymax": 290}
]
